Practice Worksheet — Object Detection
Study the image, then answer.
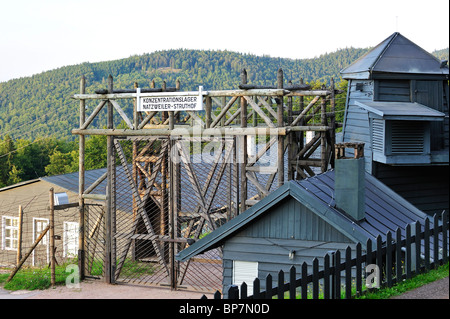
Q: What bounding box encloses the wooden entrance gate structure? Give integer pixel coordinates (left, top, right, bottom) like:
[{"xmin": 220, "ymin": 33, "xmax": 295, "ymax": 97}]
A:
[{"xmin": 72, "ymin": 69, "xmax": 339, "ymax": 292}]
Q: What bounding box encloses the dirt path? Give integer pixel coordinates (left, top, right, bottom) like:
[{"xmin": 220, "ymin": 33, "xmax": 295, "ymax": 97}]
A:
[
  {"xmin": 390, "ymin": 276, "xmax": 449, "ymax": 299},
  {"xmin": 2, "ymin": 276, "xmax": 448, "ymax": 300},
  {"xmin": 0, "ymin": 279, "xmax": 212, "ymax": 299}
]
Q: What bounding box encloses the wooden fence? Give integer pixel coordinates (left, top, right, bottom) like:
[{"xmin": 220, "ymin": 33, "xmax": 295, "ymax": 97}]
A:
[{"xmin": 204, "ymin": 211, "xmax": 448, "ymax": 299}]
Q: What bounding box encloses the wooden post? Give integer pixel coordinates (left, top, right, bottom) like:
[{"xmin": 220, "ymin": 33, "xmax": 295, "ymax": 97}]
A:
[
  {"xmin": 78, "ymin": 75, "xmax": 86, "ymax": 280},
  {"xmin": 233, "ymin": 136, "xmax": 239, "ymax": 217},
  {"xmin": 132, "ymin": 82, "xmax": 139, "ymax": 262},
  {"xmin": 320, "ymin": 97, "xmax": 327, "ymax": 173},
  {"xmin": 296, "ymin": 78, "xmax": 305, "ymax": 180},
  {"xmin": 16, "ymin": 205, "xmax": 23, "ymax": 265},
  {"xmin": 105, "ymin": 75, "xmax": 114, "ymax": 284},
  {"xmin": 169, "ymin": 139, "xmax": 177, "ymax": 290},
  {"xmin": 240, "ymin": 69, "xmax": 248, "ymax": 213},
  {"xmin": 49, "ymin": 188, "xmax": 56, "ymax": 287},
  {"xmin": 175, "ymin": 79, "xmax": 181, "ymax": 123},
  {"xmin": 205, "ymin": 96, "xmax": 212, "ymax": 129},
  {"xmin": 7, "ymin": 225, "xmax": 50, "ymax": 282},
  {"xmin": 329, "ymin": 78, "xmax": 336, "ymax": 169},
  {"xmin": 277, "ymin": 69, "xmax": 284, "ymax": 186},
  {"xmin": 287, "ymin": 80, "xmax": 293, "ymax": 180}
]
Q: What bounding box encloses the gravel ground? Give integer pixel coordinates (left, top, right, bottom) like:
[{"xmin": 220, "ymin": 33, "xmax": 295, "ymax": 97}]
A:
[
  {"xmin": 390, "ymin": 276, "xmax": 449, "ymax": 299},
  {"xmin": 0, "ymin": 279, "xmax": 212, "ymax": 299},
  {"xmin": 1, "ymin": 277, "xmax": 448, "ymax": 300}
]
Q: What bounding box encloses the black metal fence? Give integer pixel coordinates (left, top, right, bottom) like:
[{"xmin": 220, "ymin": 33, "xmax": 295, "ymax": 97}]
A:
[{"xmin": 204, "ymin": 211, "xmax": 449, "ymax": 299}]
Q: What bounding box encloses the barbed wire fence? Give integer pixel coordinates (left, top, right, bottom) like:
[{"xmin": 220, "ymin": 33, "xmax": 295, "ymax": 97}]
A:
[{"xmin": 0, "ymin": 187, "xmax": 81, "ymax": 287}]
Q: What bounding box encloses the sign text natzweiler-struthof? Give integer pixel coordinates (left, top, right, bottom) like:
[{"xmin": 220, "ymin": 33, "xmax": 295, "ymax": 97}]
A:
[{"xmin": 137, "ymin": 87, "xmax": 204, "ymax": 112}]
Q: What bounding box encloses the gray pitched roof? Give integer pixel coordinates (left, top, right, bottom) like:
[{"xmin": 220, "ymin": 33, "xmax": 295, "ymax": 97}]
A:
[
  {"xmin": 176, "ymin": 170, "xmax": 431, "ymax": 262},
  {"xmin": 355, "ymin": 101, "xmax": 446, "ymax": 121},
  {"xmin": 341, "ymin": 32, "xmax": 449, "ymax": 79}
]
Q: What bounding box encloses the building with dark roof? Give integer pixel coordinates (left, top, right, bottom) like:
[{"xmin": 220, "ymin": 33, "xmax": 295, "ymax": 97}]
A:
[
  {"xmin": 340, "ymin": 32, "xmax": 449, "ymax": 216},
  {"xmin": 176, "ymin": 144, "xmax": 435, "ymax": 294}
]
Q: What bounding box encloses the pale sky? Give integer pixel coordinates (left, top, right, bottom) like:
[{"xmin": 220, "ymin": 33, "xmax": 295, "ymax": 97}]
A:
[{"xmin": 0, "ymin": 0, "xmax": 448, "ymax": 82}]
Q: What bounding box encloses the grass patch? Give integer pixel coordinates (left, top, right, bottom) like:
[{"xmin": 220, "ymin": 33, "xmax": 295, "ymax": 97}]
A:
[
  {"xmin": 0, "ymin": 257, "xmax": 157, "ymax": 291},
  {"xmin": 0, "ymin": 260, "xmax": 78, "ymax": 291}
]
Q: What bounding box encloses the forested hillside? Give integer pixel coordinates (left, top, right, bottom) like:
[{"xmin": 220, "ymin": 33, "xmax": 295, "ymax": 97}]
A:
[
  {"xmin": 0, "ymin": 47, "xmax": 448, "ymax": 187},
  {"xmin": 0, "ymin": 47, "xmax": 368, "ymax": 141}
]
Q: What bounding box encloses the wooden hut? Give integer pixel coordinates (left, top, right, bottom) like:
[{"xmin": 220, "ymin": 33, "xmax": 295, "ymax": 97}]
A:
[
  {"xmin": 340, "ymin": 32, "xmax": 449, "ymax": 216},
  {"xmin": 176, "ymin": 144, "xmax": 432, "ymax": 295}
]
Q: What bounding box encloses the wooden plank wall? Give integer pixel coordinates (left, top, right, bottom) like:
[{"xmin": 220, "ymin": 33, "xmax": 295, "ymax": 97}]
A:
[
  {"xmin": 374, "ymin": 163, "xmax": 449, "ymax": 216},
  {"xmin": 342, "ymin": 80, "xmax": 373, "ymax": 172}
]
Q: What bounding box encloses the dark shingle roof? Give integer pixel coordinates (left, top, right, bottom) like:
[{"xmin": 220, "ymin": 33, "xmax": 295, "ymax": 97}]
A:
[
  {"xmin": 176, "ymin": 170, "xmax": 432, "ymax": 262},
  {"xmin": 341, "ymin": 32, "xmax": 449, "ymax": 79}
]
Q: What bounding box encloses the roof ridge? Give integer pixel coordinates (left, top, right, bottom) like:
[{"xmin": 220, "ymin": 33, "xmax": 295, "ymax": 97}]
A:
[{"xmin": 370, "ymin": 32, "xmax": 399, "ymax": 74}]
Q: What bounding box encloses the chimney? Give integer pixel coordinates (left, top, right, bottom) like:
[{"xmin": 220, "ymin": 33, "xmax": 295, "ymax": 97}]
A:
[{"xmin": 334, "ymin": 143, "xmax": 366, "ymax": 221}]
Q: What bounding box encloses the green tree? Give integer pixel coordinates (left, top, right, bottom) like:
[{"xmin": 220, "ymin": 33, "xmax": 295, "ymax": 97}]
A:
[
  {"xmin": 8, "ymin": 164, "xmax": 22, "ymax": 185},
  {"xmin": 0, "ymin": 135, "xmax": 15, "ymax": 187},
  {"xmin": 85, "ymin": 135, "xmax": 107, "ymax": 170},
  {"xmin": 45, "ymin": 150, "xmax": 78, "ymax": 176}
]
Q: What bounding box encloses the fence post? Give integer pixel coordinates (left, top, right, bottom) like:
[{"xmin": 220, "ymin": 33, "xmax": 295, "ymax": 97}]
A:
[
  {"xmin": 386, "ymin": 231, "xmax": 393, "ymax": 288},
  {"xmin": 414, "ymin": 221, "xmax": 421, "ymax": 275},
  {"xmin": 334, "ymin": 250, "xmax": 341, "ymax": 299},
  {"xmin": 289, "ymin": 266, "xmax": 296, "ymax": 299},
  {"xmin": 330, "ymin": 252, "xmax": 336, "ymax": 299},
  {"xmin": 345, "ymin": 246, "xmax": 352, "ymax": 299},
  {"xmin": 277, "ymin": 270, "xmax": 284, "ymax": 300},
  {"xmin": 424, "ymin": 218, "xmax": 430, "ymax": 271},
  {"xmin": 78, "ymin": 75, "xmax": 86, "ymax": 281},
  {"xmin": 433, "ymin": 213, "xmax": 439, "ymax": 268},
  {"xmin": 253, "ymin": 278, "xmax": 261, "ymax": 299},
  {"xmin": 312, "ymin": 258, "xmax": 319, "ymax": 299},
  {"xmin": 49, "ymin": 188, "xmax": 56, "ymax": 287},
  {"xmin": 395, "ymin": 228, "xmax": 403, "ymax": 283},
  {"xmin": 406, "ymin": 224, "xmax": 412, "ymax": 279},
  {"xmin": 355, "ymin": 243, "xmax": 362, "ymax": 296},
  {"xmin": 265, "ymin": 274, "xmax": 273, "ymax": 300},
  {"xmin": 323, "ymin": 254, "xmax": 330, "ymax": 299},
  {"xmin": 301, "ymin": 262, "xmax": 308, "ymax": 299},
  {"xmin": 240, "ymin": 282, "xmax": 248, "ymax": 299},
  {"xmin": 376, "ymin": 235, "xmax": 383, "ymax": 285},
  {"xmin": 228, "ymin": 285, "xmax": 239, "ymax": 299},
  {"xmin": 16, "ymin": 205, "xmax": 23, "ymax": 265},
  {"xmin": 443, "ymin": 211, "xmax": 448, "ymax": 264}
]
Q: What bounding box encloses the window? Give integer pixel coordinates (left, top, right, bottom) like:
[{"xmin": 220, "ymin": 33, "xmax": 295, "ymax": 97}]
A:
[
  {"xmin": 33, "ymin": 218, "xmax": 49, "ymax": 246},
  {"xmin": 233, "ymin": 261, "xmax": 258, "ymax": 293},
  {"xmin": 64, "ymin": 222, "xmax": 79, "ymax": 258},
  {"xmin": 2, "ymin": 216, "xmax": 19, "ymax": 250},
  {"xmin": 374, "ymin": 80, "xmax": 411, "ymax": 102}
]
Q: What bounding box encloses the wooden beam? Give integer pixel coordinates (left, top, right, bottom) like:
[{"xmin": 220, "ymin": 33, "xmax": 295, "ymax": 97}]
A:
[
  {"xmin": 243, "ymin": 96, "xmax": 275, "ymax": 127},
  {"xmin": 7, "ymin": 225, "xmax": 50, "ymax": 282},
  {"xmin": 72, "ymin": 127, "xmax": 288, "ymax": 136},
  {"xmin": 110, "ymin": 100, "xmax": 134, "ymax": 129},
  {"xmin": 210, "ymin": 96, "xmax": 239, "ymax": 127},
  {"xmin": 291, "ymin": 96, "xmax": 320, "ymax": 126},
  {"xmin": 80, "ymin": 100, "xmax": 107, "ymax": 130}
]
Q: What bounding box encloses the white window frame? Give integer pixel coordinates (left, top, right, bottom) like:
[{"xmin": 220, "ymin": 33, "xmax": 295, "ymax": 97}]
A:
[
  {"xmin": 232, "ymin": 260, "xmax": 258, "ymax": 293},
  {"xmin": 32, "ymin": 218, "xmax": 49, "ymax": 265},
  {"xmin": 63, "ymin": 221, "xmax": 79, "ymax": 258},
  {"xmin": 2, "ymin": 216, "xmax": 19, "ymax": 251}
]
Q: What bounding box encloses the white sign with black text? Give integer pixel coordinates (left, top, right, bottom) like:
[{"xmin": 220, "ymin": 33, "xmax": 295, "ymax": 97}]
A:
[{"xmin": 137, "ymin": 86, "xmax": 204, "ymax": 112}]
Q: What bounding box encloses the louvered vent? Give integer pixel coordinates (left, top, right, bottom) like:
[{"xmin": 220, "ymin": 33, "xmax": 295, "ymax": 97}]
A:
[
  {"xmin": 391, "ymin": 121, "xmax": 425, "ymax": 154},
  {"xmin": 372, "ymin": 119, "xmax": 385, "ymax": 153}
]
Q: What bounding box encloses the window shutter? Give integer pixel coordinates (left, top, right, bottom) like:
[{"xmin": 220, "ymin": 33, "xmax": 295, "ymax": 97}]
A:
[
  {"xmin": 233, "ymin": 261, "xmax": 258, "ymax": 293},
  {"xmin": 391, "ymin": 121, "xmax": 425, "ymax": 154}
]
